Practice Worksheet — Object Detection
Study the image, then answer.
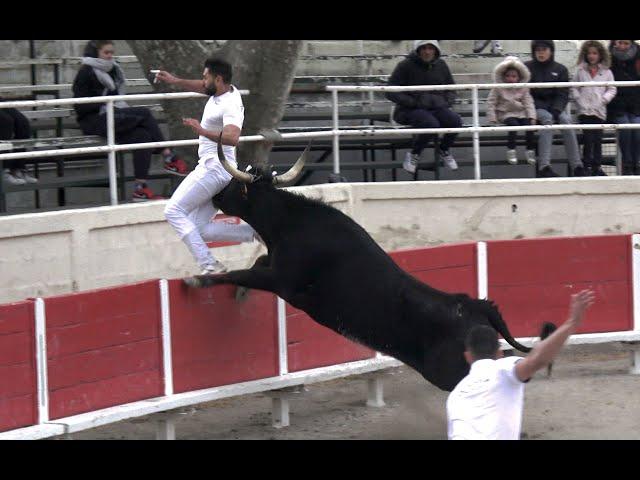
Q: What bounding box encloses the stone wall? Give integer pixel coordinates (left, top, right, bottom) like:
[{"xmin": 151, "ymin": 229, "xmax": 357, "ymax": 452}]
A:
[{"xmin": 1, "ymin": 176, "xmax": 638, "ymax": 304}]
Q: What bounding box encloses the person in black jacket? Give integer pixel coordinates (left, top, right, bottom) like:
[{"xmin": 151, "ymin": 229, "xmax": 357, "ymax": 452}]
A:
[
  {"xmin": 525, "ymin": 40, "xmax": 585, "ymax": 177},
  {"xmin": 72, "ymin": 40, "xmax": 188, "ymax": 202},
  {"xmin": 0, "ymin": 108, "xmax": 37, "ymax": 185},
  {"xmin": 386, "ymin": 40, "xmax": 461, "ymax": 175},
  {"xmin": 608, "ymin": 40, "xmax": 640, "ymax": 175}
]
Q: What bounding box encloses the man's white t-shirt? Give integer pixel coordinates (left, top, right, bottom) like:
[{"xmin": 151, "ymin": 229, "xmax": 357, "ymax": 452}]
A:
[
  {"xmin": 197, "ymin": 85, "xmax": 244, "ymax": 167},
  {"xmin": 446, "ymin": 356, "xmax": 526, "ymax": 440}
]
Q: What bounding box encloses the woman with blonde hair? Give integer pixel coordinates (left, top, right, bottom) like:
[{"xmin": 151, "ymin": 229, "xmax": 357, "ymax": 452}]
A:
[{"xmin": 571, "ymin": 40, "xmax": 616, "ymax": 176}]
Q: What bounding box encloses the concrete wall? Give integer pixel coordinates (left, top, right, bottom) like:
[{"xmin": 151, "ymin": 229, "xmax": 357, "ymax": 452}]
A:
[{"xmin": 2, "ymin": 177, "xmax": 640, "ymax": 304}]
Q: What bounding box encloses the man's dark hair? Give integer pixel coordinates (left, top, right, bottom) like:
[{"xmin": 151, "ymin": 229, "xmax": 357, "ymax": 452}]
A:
[
  {"xmin": 204, "ymin": 58, "xmax": 232, "ymax": 83},
  {"xmin": 465, "ymin": 325, "xmax": 500, "ymax": 360}
]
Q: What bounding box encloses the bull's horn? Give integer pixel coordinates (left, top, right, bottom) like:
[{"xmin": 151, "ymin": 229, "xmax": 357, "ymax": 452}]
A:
[
  {"xmin": 217, "ymin": 135, "xmax": 254, "ymax": 183},
  {"xmin": 272, "ymin": 143, "xmax": 310, "ymax": 186}
]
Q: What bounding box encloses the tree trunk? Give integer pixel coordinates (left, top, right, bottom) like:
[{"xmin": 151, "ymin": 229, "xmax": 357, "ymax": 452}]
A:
[{"xmin": 126, "ymin": 40, "xmax": 304, "ymax": 167}]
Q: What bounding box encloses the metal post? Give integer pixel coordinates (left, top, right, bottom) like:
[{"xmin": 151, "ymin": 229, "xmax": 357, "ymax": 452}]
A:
[
  {"xmin": 106, "ymin": 100, "xmax": 118, "ymax": 205},
  {"xmin": 472, "ymin": 86, "xmax": 481, "ymax": 180},
  {"xmin": 155, "ymin": 418, "xmax": 176, "ymax": 440},
  {"xmin": 277, "ymin": 297, "xmax": 288, "ymax": 376},
  {"xmin": 630, "ymin": 347, "xmax": 640, "ymax": 375},
  {"xmin": 332, "ymin": 89, "xmax": 340, "ymax": 176},
  {"xmin": 366, "ymin": 377, "xmax": 385, "ymax": 408},
  {"xmin": 271, "ymin": 396, "xmax": 290, "ymax": 428}
]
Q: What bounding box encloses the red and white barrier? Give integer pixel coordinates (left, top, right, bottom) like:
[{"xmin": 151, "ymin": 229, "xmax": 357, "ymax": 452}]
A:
[{"xmin": 1, "ymin": 233, "xmax": 639, "ymax": 439}]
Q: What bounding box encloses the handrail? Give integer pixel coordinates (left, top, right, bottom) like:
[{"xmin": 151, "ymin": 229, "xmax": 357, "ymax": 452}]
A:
[
  {"xmin": 0, "ymin": 90, "xmax": 250, "ymax": 109},
  {"xmin": 0, "ymin": 90, "xmax": 246, "ymax": 207},
  {"xmin": 326, "ymin": 80, "xmax": 640, "ymax": 179},
  {"xmin": 326, "ymin": 80, "xmax": 640, "ymax": 92},
  {"xmin": 2, "ymin": 81, "xmax": 640, "ymax": 208}
]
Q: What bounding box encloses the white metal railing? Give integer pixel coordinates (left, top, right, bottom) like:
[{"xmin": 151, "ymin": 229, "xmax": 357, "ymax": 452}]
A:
[
  {"xmin": 0, "ymin": 91, "xmax": 248, "ymax": 206},
  {"xmin": 3, "ymin": 81, "xmax": 640, "ymax": 206},
  {"xmin": 327, "ymin": 80, "xmax": 640, "ymax": 179}
]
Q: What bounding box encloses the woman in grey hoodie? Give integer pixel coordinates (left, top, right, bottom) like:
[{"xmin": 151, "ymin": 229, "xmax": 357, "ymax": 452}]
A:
[
  {"xmin": 571, "ymin": 41, "xmax": 616, "ymax": 176},
  {"xmin": 486, "ymin": 56, "xmax": 537, "ymax": 165}
]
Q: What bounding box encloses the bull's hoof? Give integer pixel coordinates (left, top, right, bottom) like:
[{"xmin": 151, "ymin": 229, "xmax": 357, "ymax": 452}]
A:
[
  {"xmin": 235, "ymin": 286, "xmax": 250, "ymax": 302},
  {"xmin": 183, "ymin": 276, "xmax": 203, "ymax": 288}
]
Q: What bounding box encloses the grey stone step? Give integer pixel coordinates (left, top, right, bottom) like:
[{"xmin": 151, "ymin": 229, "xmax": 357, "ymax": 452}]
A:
[{"xmin": 303, "ymin": 40, "xmax": 413, "ymax": 56}]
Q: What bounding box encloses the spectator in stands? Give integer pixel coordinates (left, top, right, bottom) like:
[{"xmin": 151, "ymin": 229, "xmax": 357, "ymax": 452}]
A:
[
  {"xmin": 571, "ymin": 41, "xmax": 616, "ymax": 177},
  {"xmin": 72, "ymin": 40, "xmax": 188, "ymax": 202},
  {"xmin": 526, "ymin": 40, "xmax": 585, "ymax": 177},
  {"xmin": 486, "ymin": 56, "xmax": 537, "ymax": 166},
  {"xmin": 0, "ymin": 108, "xmax": 38, "ymax": 185},
  {"xmin": 155, "ymin": 58, "xmax": 261, "ymax": 275},
  {"xmin": 608, "ymin": 40, "xmax": 640, "ymax": 175},
  {"xmin": 386, "ymin": 40, "xmax": 461, "ymax": 175},
  {"xmin": 473, "ymin": 41, "xmax": 503, "ymax": 55}
]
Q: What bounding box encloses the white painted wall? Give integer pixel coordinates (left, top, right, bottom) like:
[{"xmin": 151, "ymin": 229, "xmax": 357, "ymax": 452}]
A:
[{"xmin": 2, "ymin": 177, "xmax": 639, "ymax": 304}]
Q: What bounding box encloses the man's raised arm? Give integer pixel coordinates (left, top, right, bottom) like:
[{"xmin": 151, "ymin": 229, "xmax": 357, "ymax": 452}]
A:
[
  {"xmin": 155, "ymin": 71, "xmax": 207, "ymax": 94},
  {"xmin": 514, "ymin": 289, "xmax": 595, "ymax": 382}
]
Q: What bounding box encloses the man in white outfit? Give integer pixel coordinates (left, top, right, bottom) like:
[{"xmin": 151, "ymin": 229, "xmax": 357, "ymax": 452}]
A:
[
  {"xmin": 156, "ymin": 58, "xmax": 260, "ymax": 275},
  {"xmin": 446, "ymin": 289, "xmax": 594, "ymax": 440}
]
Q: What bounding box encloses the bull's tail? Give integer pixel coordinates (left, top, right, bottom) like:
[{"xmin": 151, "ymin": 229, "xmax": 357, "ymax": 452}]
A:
[
  {"xmin": 484, "ymin": 301, "xmax": 532, "ymax": 353},
  {"xmin": 540, "ymin": 321, "xmax": 558, "ymax": 377}
]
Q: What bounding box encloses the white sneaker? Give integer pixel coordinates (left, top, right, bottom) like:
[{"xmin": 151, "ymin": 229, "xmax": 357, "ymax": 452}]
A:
[
  {"xmin": 3, "ymin": 169, "xmax": 26, "ymax": 185},
  {"xmin": 403, "ymin": 152, "xmax": 419, "ymax": 174},
  {"xmin": 200, "ymin": 260, "xmax": 228, "ymax": 275},
  {"xmin": 506, "ymin": 149, "xmax": 517, "ymax": 165},
  {"xmin": 491, "ymin": 41, "xmax": 503, "ymax": 54},
  {"xmin": 440, "ymin": 150, "xmax": 458, "ymax": 171},
  {"xmin": 15, "ymin": 169, "xmax": 38, "ymax": 184},
  {"xmin": 525, "ymin": 149, "xmax": 537, "ymax": 166}
]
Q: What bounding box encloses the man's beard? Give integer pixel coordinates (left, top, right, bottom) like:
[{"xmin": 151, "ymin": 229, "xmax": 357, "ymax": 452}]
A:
[{"xmin": 205, "ymin": 85, "xmax": 218, "ymax": 96}]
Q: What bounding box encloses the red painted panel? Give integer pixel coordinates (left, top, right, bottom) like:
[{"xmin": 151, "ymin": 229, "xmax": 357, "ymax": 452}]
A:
[
  {"xmin": 47, "ymin": 340, "xmax": 161, "ymax": 391},
  {"xmin": 206, "ymin": 214, "xmax": 243, "ymax": 248},
  {"xmin": 49, "ymin": 370, "xmax": 163, "ymax": 420},
  {"xmin": 45, "ymin": 281, "xmax": 164, "ymax": 420},
  {"xmin": 0, "ymin": 331, "xmax": 32, "ymax": 366},
  {"xmin": 0, "ymin": 395, "xmax": 38, "ymax": 433},
  {"xmin": 287, "ymin": 306, "xmax": 375, "ymax": 373},
  {"xmin": 488, "ymin": 235, "xmax": 633, "ymax": 336},
  {"xmin": 488, "ymin": 235, "xmax": 630, "ymax": 285},
  {"xmin": 169, "ymin": 280, "xmax": 279, "ymax": 393},
  {"xmin": 390, "ymin": 243, "xmax": 478, "ymax": 296},
  {"xmin": 0, "ymin": 300, "xmax": 37, "ymax": 432},
  {"xmin": 390, "ymin": 243, "xmax": 476, "ymax": 272}
]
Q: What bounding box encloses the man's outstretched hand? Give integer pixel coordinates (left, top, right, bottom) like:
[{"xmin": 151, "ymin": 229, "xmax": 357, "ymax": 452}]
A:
[{"xmin": 567, "ymin": 289, "xmax": 595, "ymax": 328}]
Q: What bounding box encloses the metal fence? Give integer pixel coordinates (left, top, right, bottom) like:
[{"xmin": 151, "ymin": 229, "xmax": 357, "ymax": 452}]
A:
[
  {"xmin": 328, "ymin": 80, "xmax": 640, "ymax": 179},
  {"xmin": 2, "ymin": 80, "xmax": 640, "ymax": 206}
]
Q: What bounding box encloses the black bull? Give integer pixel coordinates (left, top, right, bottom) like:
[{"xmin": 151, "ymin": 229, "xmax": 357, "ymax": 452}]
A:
[{"xmin": 184, "ymin": 143, "xmax": 533, "ymax": 392}]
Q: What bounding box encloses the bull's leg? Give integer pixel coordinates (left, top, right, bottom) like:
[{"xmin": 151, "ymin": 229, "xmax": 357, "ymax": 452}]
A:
[
  {"xmin": 184, "ymin": 267, "xmax": 283, "ymax": 296},
  {"xmin": 251, "ymin": 254, "xmax": 271, "ymax": 268},
  {"xmin": 236, "ymin": 254, "xmax": 271, "ymax": 302}
]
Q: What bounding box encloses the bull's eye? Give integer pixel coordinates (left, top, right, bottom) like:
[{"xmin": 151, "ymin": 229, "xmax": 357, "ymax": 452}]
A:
[{"xmin": 456, "ymin": 304, "xmax": 463, "ymax": 318}]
